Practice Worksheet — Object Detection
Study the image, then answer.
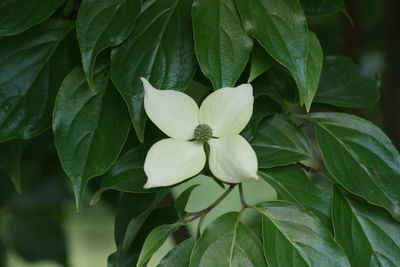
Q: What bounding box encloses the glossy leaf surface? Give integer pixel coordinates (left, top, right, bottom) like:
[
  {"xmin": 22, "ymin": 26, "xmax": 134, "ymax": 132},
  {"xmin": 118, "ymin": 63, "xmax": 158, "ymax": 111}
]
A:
[{"xmin": 158, "ymin": 237, "xmax": 194, "ymax": 267}]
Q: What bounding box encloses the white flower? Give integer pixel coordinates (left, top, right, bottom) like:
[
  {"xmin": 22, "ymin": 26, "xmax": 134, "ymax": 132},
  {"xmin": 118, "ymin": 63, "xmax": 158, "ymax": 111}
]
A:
[{"xmin": 140, "ymin": 78, "xmax": 258, "ymax": 188}]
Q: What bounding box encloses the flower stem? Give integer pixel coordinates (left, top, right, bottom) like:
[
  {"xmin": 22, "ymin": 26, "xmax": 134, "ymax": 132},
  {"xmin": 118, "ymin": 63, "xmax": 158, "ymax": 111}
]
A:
[{"xmin": 239, "ymin": 184, "xmax": 251, "ymax": 209}]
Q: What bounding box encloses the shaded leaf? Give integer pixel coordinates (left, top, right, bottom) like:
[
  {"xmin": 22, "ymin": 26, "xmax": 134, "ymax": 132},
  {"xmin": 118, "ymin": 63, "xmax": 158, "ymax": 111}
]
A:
[
  {"xmin": 259, "ymin": 166, "xmax": 332, "ymax": 227},
  {"xmin": 251, "ymin": 114, "xmax": 311, "ymax": 168},
  {"xmin": 53, "ymin": 64, "xmax": 130, "ymax": 210},
  {"xmin": 0, "ymin": 20, "xmax": 76, "ymax": 142},
  {"xmin": 0, "ymin": 0, "xmax": 65, "ymax": 35},
  {"xmin": 192, "ymin": 0, "xmax": 253, "ymax": 88},
  {"xmin": 190, "ymin": 212, "xmax": 267, "ymax": 267},
  {"xmin": 158, "ymin": 237, "xmax": 194, "ymax": 267},
  {"xmin": 299, "ymin": 0, "xmax": 345, "ymax": 17},
  {"xmin": 111, "ymin": 0, "xmax": 196, "ymax": 141},
  {"xmin": 314, "ymin": 56, "xmax": 380, "ymax": 107},
  {"xmin": 305, "ymin": 31, "xmax": 323, "ymax": 110},
  {"xmin": 256, "ymin": 201, "xmax": 350, "ymax": 267},
  {"xmin": 309, "ymin": 112, "xmax": 400, "ymax": 221},
  {"xmin": 175, "ymin": 184, "xmax": 200, "ymax": 217},
  {"xmin": 248, "ymin": 43, "xmax": 274, "ymax": 82},
  {"xmin": 0, "ymin": 140, "xmax": 25, "ymax": 193},
  {"xmin": 236, "ymin": 0, "xmax": 314, "ymax": 110},
  {"xmin": 76, "ymin": 0, "xmax": 141, "ymax": 89},
  {"xmin": 333, "ymin": 187, "xmax": 400, "ymax": 267}
]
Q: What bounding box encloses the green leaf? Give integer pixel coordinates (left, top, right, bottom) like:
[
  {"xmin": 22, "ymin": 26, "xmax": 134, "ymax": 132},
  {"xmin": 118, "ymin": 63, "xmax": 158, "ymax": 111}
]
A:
[
  {"xmin": 90, "ymin": 144, "xmax": 165, "ymax": 205},
  {"xmin": 53, "ymin": 63, "xmax": 130, "ymax": 210},
  {"xmin": 0, "ymin": 140, "xmax": 25, "ymax": 193},
  {"xmin": 76, "ymin": 0, "xmax": 141, "ymax": 89},
  {"xmin": 256, "ymin": 201, "xmax": 350, "ymax": 267},
  {"xmin": 111, "ymin": 0, "xmax": 196, "ymax": 142},
  {"xmin": 333, "ymin": 187, "xmax": 400, "ymax": 266},
  {"xmin": 248, "ymin": 43, "xmax": 274, "ymax": 82},
  {"xmin": 137, "ymin": 223, "xmax": 181, "ymax": 267},
  {"xmin": 251, "ymin": 114, "xmax": 312, "ymax": 168},
  {"xmin": 0, "ymin": 237, "xmax": 4, "ymax": 267},
  {"xmin": 158, "ymin": 237, "xmax": 194, "ymax": 267},
  {"xmin": 192, "ymin": 0, "xmax": 253, "ymax": 88},
  {"xmin": 314, "ymin": 56, "xmax": 380, "ymax": 107},
  {"xmin": 0, "ymin": 20, "xmax": 76, "ymax": 142},
  {"xmin": 241, "ymin": 96, "xmax": 278, "ymax": 141},
  {"xmin": 253, "ymin": 66, "xmax": 297, "ymax": 111},
  {"xmin": 236, "ymin": 0, "xmax": 314, "ymax": 110},
  {"xmin": 190, "ymin": 212, "xmax": 267, "ymax": 267},
  {"xmin": 299, "ymin": 0, "xmax": 345, "ymax": 17},
  {"xmin": 259, "ymin": 166, "xmax": 332, "ymax": 227},
  {"xmin": 305, "ymin": 31, "xmax": 323, "ymax": 110},
  {"xmin": 309, "ymin": 112, "xmax": 400, "ymax": 221},
  {"xmin": 0, "ymin": 0, "xmax": 65, "ymax": 35},
  {"xmin": 175, "ymin": 184, "xmax": 200, "ymax": 217}
]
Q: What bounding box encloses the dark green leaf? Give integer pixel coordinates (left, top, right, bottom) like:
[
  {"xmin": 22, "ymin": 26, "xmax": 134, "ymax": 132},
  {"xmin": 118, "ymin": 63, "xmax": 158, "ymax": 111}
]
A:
[
  {"xmin": 0, "ymin": 0, "xmax": 65, "ymax": 35},
  {"xmin": 241, "ymin": 96, "xmax": 278, "ymax": 141},
  {"xmin": 305, "ymin": 31, "xmax": 323, "ymax": 109},
  {"xmin": 53, "ymin": 64, "xmax": 130, "ymax": 210},
  {"xmin": 0, "ymin": 20, "xmax": 76, "ymax": 142},
  {"xmin": 251, "ymin": 114, "xmax": 312, "ymax": 168},
  {"xmin": 175, "ymin": 184, "xmax": 200, "ymax": 217},
  {"xmin": 259, "ymin": 166, "xmax": 332, "ymax": 227},
  {"xmin": 0, "ymin": 140, "xmax": 25, "ymax": 193},
  {"xmin": 0, "ymin": 237, "xmax": 5, "ymax": 267},
  {"xmin": 111, "ymin": 0, "xmax": 196, "ymax": 141},
  {"xmin": 76, "ymin": 0, "xmax": 141, "ymax": 89},
  {"xmin": 236, "ymin": 0, "xmax": 315, "ymax": 110},
  {"xmin": 158, "ymin": 237, "xmax": 194, "ymax": 267},
  {"xmin": 309, "ymin": 112, "xmax": 400, "ymax": 221},
  {"xmin": 190, "ymin": 212, "xmax": 267, "ymax": 267},
  {"xmin": 314, "ymin": 56, "xmax": 380, "ymax": 107},
  {"xmin": 137, "ymin": 223, "xmax": 181, "ymax": 267},
  {"xmin": 192, "ymin": 0, "xmax": 252, "ymax": 88},
  {"xmin": 333, "ymin": 187, "xmax": 400, "ymax": 266},
  {"xmin": 299, "ymin": 0, "xmax": 345, "ymax": 17},
  {"xmin": 256, "ymin": 201, "xmax": 350, "ymax": 267},
  {"xmin": 248, "ymin": 43, "xmax": 274, "ymax": 82}
]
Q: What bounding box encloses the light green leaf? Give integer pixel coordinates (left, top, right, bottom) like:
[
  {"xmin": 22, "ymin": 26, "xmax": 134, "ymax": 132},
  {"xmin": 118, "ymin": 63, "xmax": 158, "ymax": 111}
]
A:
[
  {"xmin": 0, "ymin": 20, "xmax": 76, "ymax": 142},
  {"xmin": 299, "ymin": 0, "xmax": 346, "ymax": 17},
  {"xmin": 314, "ymin": 56, "xmax": 380, "ymax": 107},
  {"xmin": 192, "ymin": 0, "xmax": 253, "ymax": 88},
  {"xmin": 259, "ymin": 166, "xmax": 332, "ymax": 227},
  {"xmin": 158, "ymin": 237, "xmax": 194, "ymax": 267},
  {"xmin": 0, "ymin": 140, "xmax": 25, "ymax": 193},
  {"xmin": 333, "ymin": 187, "xmax": 400, "ymax": 266},
  {"xmin": 0, "ymin": 0, "xmax": 65, "ymax": 35},
  {"xmin": 248, "ymin": 43, "xmax": 274, "ymax": 82},
  {"xmin": 53, "ymin": 64, "xmax": 130, "ymax": 210},
  {"xmin": 251, "ymin": 114, "xmax": 312, "ymax": 168},
  {"xmin": 137, "ymin": 223, "xmax": 181, "ymax": 267},
  {"xmin": 76, "ymin": 0, "xmax": 141, "ymax": 89},
  {"xmin": 236, "ymin": 0, "xmax": 314, "ymax": 109},
  {"xmin": 190, "ymin": 212, "xmax": 267, "ymax": 267},
  {"xmin": 111, "ymin": 0, "xmax": 196, "ymax": 142},
  {"xmin": 256, "ymin": 201, "xmax": 350, "ymax": 267},
  {"xmin": 309, "ymin": 112, "xmax": 400, "ymax": 221}
]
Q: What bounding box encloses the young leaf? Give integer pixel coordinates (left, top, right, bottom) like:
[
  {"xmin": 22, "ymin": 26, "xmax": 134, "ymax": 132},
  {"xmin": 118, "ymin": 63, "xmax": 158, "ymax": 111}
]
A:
[
  {"xmin": 314, "ymin": 56, "xmax": 380, "ymax": 107},
  {"xmin": 175, "ymin": 184, "xmax": 200, "ymax": 217},
  {"xmin": 251, "ymin": 114, "xmax": 312, "ymax": 168},
  {"xmin": 256, "ymin": 201, "xmax": 350, "ymax": 267},
  {"xmin": 76, "ymin": 0, "xmax": 141, "ymax": 89},
  {"xmin": 0, "ymin": 140, "xmax": 25, "ymax": 193},
  {"xmin": 259, "ymin": 166, "xmax": 332, "ymax": 227},
  {"xmin": 299, "ymin": 0, "xmax": 346, "ymax": 17},
  {"xmin": 236, "ymin": 0, "xmax": 314, "ymax": 110},
  {"xmin": 0, "ymin": 0, "xmax": 65, "ymax": 35},
  {"xmin": 192, "ymin": 0, "xmax": 253, "ymax": 89},
  {"xmin": 111, "ymin": 0, "xmax": 196, "ymax": 142},
  {"xmin": 158, "ymin": 237, "xmax": 195, "ymax": 267},
  {"xmin": 332, "ymin": 187, "xmax": 400, "ymax": 266},
  {"xmin": 309, "ymin": 112, "xmax": 400, "ymax": 221},
  {"xmin": 190, "ymin": 212, "xmax": 267, "ymax": 267},
  {"xmin": 53, "ymin": 64, "xmax": 130, "ymax": 210},
  {"xmin": 137, "ymin": 223, "xmax": 182, "ymax": 267},
  {"xmin": 248, "ymin": 43, "xmax": 274, "ymax": 82},
  {"xmin": 0, "ymin": 20, "xmax": 76, "ymax": 142}
]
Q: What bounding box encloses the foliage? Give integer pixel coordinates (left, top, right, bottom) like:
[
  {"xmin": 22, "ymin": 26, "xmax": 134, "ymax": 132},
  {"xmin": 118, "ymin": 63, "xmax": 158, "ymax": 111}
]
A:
[{"xmin": 0, "ymin": 0, "xmax": 399, "ymax": 266}]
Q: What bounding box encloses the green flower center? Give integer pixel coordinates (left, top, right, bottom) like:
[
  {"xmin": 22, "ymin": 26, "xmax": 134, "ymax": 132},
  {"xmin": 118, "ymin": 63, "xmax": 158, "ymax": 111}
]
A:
[{"xmin": 194, "ymin": 124, "xmax": 213, "ymax": 143}]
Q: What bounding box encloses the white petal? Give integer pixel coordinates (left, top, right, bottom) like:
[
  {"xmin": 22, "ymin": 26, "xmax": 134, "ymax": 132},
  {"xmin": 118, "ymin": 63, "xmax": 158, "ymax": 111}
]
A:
[
  {"xmin": 141, "ymin": 78, "xmax": 199, "ymax": 140},
  {"xmin": 144, "ymin": 138, "xmax": 206, "ymax": 188},
  {"xmin": 199, "ymin": 84, "xmax": 253, "ymax": 137},
  {"xmin": 208, "ymin": 135, "xmax": 258, "ymax": 183}
]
